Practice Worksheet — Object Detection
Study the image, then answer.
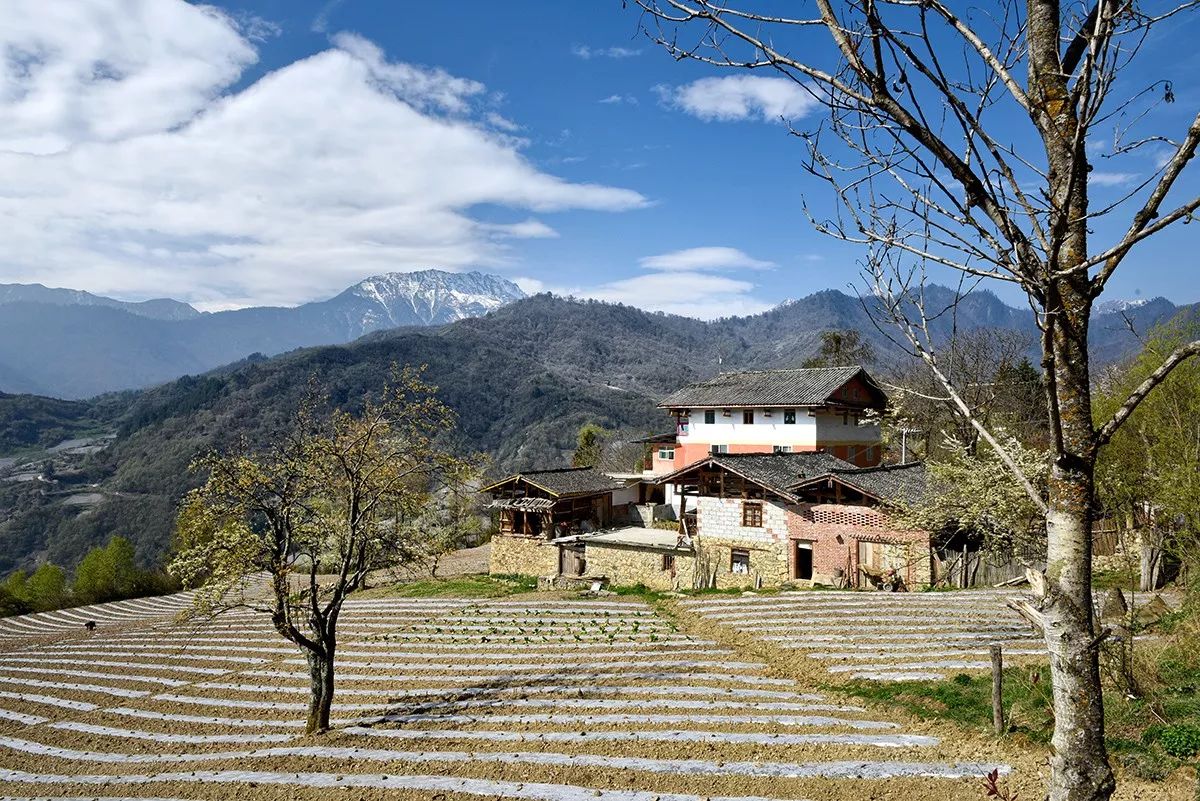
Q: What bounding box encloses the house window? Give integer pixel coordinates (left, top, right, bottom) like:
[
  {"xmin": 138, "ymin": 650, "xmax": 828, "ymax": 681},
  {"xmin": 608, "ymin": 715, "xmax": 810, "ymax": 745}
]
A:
[
  {"xmin": 731, "ymin": 548, "xmax": 751, "ymax": 574},
  {"xmin": 662, "ymin": 553, "xmax": 675, "ymax": 572},
  {"xmin": 657, "ymin": 447, "xmax": 675, "ymax": 460},
  {"xmin": 842, "ymin": 411, "xmax": 849, "ymax": 425},
  {"xmin": 710, "ymin": 444, "xmax": 729, "ymax": 455},
  {"xmin": 773, "ymin": 445, "xmax": 792, "ymax": 453},
  {"xmin": 704, "ymin": 410, "xmax": 716, "ymax": 424},
  {"xmin": 784, "ymin": 408, "xmax": 796, "ymax": 424},
  {"xmin": 742, "ymin": 501, "xmax": 763, "ymax": 528},
  {"xmin": 743, "ymin": 410, "xmax": 755, "ymax": 425},
  {"xmin": 847, "ymin": 445, "xmax": 858, "ymax": 462},
  {"xmin": 678, "ymin": 416, "xmax": 690, "ymax": 435}
]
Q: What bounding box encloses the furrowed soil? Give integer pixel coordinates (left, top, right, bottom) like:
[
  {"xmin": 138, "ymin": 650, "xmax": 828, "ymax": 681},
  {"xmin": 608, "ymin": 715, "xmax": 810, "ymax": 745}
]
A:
[{"xmin": 0, "ymin": 580, "xmax": 1191, "ymax": 800}]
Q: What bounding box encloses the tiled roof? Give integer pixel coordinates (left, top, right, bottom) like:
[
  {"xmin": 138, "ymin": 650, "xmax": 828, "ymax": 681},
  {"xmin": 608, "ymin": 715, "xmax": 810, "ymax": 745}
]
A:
[
  {"xmin": 483, "ymin": 467, "xmax": 628, "ymax": 498},
  {"xmin": 658, "ymin": 366, "xmax": 881, "ymax": 409},
  {"xmin": 791, "ymin": 462, "xmax": 928, "ymax": 507},
  {"xmin": 656, "ymin": 452, "xmax": 856, "ymax": 500}
]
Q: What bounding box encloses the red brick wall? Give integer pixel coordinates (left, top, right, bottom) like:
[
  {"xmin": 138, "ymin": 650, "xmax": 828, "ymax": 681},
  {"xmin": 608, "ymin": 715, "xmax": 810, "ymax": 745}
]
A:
[{"xmin": 784, "ymin": 502, "xmax": 929, "ymax": 586}]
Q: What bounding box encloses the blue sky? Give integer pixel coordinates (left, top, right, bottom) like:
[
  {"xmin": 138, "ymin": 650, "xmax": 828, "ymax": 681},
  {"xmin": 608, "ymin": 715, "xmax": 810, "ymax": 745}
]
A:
[{"xmin": 1, "ymin": 1, "xmax": 1197, "ymax": 317}]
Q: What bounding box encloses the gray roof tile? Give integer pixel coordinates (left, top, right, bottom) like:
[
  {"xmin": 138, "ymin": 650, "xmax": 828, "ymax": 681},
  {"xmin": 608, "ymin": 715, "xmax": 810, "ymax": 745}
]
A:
[
  {"xmin": 792, "ymin": 462, "xmax": 928, "ymax": 507},
  {"xmin": 484, "ymin": 467, "xmax": 627, "ymax": 498},
  {"xmin": 657, "ymin": 452, "xmax": 855, "ymax": 500},
  {"xmin": 658, "ymin": 366, "xmax": 883, "ymax": 409}
]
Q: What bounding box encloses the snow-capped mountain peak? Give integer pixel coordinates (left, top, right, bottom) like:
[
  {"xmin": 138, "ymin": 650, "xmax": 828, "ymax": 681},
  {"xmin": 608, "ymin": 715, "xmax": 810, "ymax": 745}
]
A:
[
  {"xmin": 1095, "ymin": 298, "xmax": 1150, "ymax": 315},
  {"xmin": 322, "ymin": 269, "xmax": 526, "ymax": 337}
]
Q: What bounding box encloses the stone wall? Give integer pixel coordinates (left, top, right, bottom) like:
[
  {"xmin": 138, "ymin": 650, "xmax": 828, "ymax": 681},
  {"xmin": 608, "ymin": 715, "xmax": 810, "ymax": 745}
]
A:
[
  {"xmin": 584, "ymin": 544, "xmax": 696, "ymax": 591},
  {"xmin": 489, "ymin": 535, "xmax": 560, "ymax": 578}
]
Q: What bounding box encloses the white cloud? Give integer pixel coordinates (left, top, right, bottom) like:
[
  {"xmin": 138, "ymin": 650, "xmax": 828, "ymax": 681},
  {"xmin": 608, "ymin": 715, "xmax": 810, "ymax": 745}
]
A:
[
  {"xmin": 571, "ymin": 45, "xmax": 641, "ymax": 60},
  {"xmin": 1090, "ymin": 171, "xmax": 1139, "ymax": 187},
  {"xmin": 512, "ymin": 276, "xmax": 547, "ymax": 294},
  {"xmin": 658, "ymin": 75, "xmax": 819, "ymax": 123},
  {"xmin": 0, "ymin": 2, "xmax": 647, "ymax": 309},
  {"xmin": 329, "ymin": 32, "xmax": 485, "ymax": 114},
  {"xmin": 640, "ymin": 246, "xmax": 774, "ymax": 271},
  {"xmin": 485, "ymin": 112, "xmax": 521, "ymax": 132},
  {"xmin": 311, "ymin": 0, "xmax": 347, "ymax": 33},
  {"xmin": 571, "ymin": 272, "xmax": 772, "ymax": 319},
  {"xmin": 0, "ymin": 0, "xmax": 257, "ymax": 155},
  {"xmin": 599, "ymin": 94, "xmax": 638, "ymax": 105}
]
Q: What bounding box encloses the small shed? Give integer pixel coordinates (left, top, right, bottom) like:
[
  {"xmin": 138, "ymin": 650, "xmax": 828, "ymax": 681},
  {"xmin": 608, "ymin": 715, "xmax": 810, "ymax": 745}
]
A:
[{"xmin": 482, "ymin": 467, "xmax": 631, "ymax": 539}]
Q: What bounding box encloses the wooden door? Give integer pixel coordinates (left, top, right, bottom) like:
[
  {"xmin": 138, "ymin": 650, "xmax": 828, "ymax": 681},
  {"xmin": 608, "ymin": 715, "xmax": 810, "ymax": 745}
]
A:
[{"xmin": 559, "ymin": 545, "xmax": 586, "ymax": 576}]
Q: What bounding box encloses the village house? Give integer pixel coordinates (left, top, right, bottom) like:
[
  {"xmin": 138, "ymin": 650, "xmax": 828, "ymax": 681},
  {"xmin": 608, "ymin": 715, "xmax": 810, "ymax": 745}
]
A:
[{"xmin": 485, "ymin": 366, "xmax": 931, "ymax": 591}]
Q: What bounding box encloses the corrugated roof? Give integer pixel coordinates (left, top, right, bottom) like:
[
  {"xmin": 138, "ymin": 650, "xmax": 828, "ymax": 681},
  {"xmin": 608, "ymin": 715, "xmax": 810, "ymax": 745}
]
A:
[
  {"xmin": 482, "ymin": 467, "xmax": 628, "ymax": 498},
  {"xmin": 556, "ymin": 527, "xmax": 691, "ymax": 551},
  {"xmin": 658, "ymin": 366, "xmax": 882, "ymax": 409},
  {"xmin": 656, "ymin": 452, "xmax": 856, "ymax": 500},
  {"xmin": 790, "ymin": 462, "xmax": 928, "ymax": 507}
]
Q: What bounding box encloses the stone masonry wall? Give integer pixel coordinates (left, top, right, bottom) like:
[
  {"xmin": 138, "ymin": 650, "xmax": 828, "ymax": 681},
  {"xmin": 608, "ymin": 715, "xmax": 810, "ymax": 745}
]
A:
[
  {"xmin": 584, "ymin": 544, "xmax": 696, "ymax": 591},
  {"xmin": 489, "ymin": 535, "xmax": 560, "ymax": 578}
]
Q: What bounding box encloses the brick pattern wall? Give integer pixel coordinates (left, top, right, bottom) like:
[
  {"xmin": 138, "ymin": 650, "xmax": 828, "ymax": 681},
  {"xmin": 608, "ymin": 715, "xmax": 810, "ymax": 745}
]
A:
[
  {"xmin": 489, "ymin": 535, "xmax": 560, "ymax": 577},
  {"xmin": 689, "ymin": 497, "xmax": 931, "ymax": 589},
  {"xmin": 787, "ymin": 502, "xmax": 930, "ymax": 587}
]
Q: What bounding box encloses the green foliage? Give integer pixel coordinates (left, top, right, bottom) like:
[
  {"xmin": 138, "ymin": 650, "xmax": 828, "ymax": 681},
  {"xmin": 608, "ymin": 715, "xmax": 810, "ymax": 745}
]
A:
[
  {"xmin": 24, "ymin": 563, "xmax": 67, "ymax": 611},
  {"xmin": 0, "ymin": 392, "xmax": 103, "ymax": 454},
  {"xmin": 73, "ymin": 536, "xmax": 142, "ymax": 604},
  {"xmin": 571, "ymin": 423, "xmax": 605, "ymax": 468},
  {"xmin": 2, "ymin": 563, "xmax": 69, "ymax": 613},
  {"xmin": 1155, "ymin": 724, "xmax": 1200, "ymax": 758},
  {"xmin": 840, "ymin": 669, "xmax": 1055, "ymax": 742},
  {"xmin": 1095, "ymin": 316, "xmax": 1200, "ymax": 573},
  {"xmin": 0, "ymin": 587, "xmax": 29, "ymax": 617}
]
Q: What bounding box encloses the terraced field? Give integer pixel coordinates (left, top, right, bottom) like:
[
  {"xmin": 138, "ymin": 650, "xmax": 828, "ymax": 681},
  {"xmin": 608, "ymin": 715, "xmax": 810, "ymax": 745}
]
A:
[
  {"xmin": 0, "ymin": 588, "xmax": 1033, "ymax": 801},
  {"xmin": 0, "ymin": 592, "xmax": 199, "ymax": 646},
  {"xmin": 680, "ymin": 589, "xmax": 1043, "ymax": 681}
]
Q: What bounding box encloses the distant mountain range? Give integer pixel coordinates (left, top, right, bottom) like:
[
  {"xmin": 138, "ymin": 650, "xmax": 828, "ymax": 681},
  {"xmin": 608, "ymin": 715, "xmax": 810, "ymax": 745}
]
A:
[
  {"xmin": 0, "ymin": 270, "xmax": 526, "ymax": 398},
  {"xmin": 1, "ymin": 285, "xmax": 1196, "ymax": 577}
]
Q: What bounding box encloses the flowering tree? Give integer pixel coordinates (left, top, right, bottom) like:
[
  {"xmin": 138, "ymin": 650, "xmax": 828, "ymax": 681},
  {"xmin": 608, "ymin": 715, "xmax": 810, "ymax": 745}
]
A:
[{"xmin": 171, "ymin": 367, "xmax": 479, "ymax": 734}]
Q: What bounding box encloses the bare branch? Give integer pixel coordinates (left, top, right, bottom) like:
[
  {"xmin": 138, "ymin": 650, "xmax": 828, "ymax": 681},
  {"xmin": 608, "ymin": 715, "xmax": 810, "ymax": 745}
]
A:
[{"xmin": 1095, "ymin": 339, "xmax": 1200, "ymax": 444}]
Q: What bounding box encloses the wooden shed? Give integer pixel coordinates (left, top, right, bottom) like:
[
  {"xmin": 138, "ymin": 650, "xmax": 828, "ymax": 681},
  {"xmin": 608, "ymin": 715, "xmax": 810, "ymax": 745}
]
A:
[{"xmin": 482, "ymin": 467, "xmax": 630, "ymax": 540}]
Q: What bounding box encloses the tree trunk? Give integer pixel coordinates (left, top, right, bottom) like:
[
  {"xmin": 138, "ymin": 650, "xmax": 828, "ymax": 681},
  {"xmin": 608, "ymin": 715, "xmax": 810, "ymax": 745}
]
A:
[
  {"xmin": 1042, "ymin": 281, "xmax": 1116, "ymax": 801},
  {"xmin": 305, "ymin": 647, "xmax": 335, "ymax": 735},
  {"xmin": 1139, "ymin": 528, "xmax": 1163, "ymax": 592}
]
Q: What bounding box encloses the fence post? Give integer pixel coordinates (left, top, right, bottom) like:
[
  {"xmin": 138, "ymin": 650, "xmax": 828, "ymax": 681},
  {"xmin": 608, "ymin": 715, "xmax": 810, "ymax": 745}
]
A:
[{"xmin": 990, "ymin": 643, "xmax": 1004, "ymax": 735}]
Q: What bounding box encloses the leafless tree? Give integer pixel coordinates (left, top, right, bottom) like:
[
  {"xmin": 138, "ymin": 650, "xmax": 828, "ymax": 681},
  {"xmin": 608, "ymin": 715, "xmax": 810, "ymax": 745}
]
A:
[
  {"xmin": 632, "ymin": 2, "xmax": 1200, "ymax": 799},
  {"xmin": 885, "ymin": 328, "xmax": 1046, "ymax": 459}
]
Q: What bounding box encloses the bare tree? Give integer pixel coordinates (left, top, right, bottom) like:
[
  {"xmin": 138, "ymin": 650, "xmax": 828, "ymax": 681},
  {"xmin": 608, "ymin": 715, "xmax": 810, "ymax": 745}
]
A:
[
  {"xmin": 632, "ymin": 3, "xmax": 1200, "ymax": 799},
  {"xmin": 885, "ymin": 328, "xmax": 1045, "ymax": 460}
]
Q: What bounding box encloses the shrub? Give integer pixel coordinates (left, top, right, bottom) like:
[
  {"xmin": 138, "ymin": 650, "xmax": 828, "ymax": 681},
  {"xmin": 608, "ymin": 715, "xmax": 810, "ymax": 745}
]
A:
[
  {"xmin": 73, "ymin": 536, "xmax": 142, "ymax": 604},
  {"xmin": 1158, "ymin": 724, "xmax": 1200, "ymax": 758},
  {"xmin": 25, "ymin": 563, "xmax": 68, "ymax": 611}
]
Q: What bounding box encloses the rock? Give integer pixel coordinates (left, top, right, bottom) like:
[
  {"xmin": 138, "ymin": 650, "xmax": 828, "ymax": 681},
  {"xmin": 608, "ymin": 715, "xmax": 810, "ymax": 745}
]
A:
[
  {"xmin": 1100, "ymin": 588, "xmax": 1128, "ymax": 621},
  {"xmin": 1135, "ymin": 593, "xmax": 1171, "ymax": 627}
]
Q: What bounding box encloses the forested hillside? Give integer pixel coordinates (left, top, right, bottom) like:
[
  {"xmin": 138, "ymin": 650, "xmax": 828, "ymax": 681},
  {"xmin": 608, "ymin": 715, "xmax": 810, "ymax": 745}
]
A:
[{"xmin": 0, "ymin": 289, "xmax": 1189, "ymax": 576}]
